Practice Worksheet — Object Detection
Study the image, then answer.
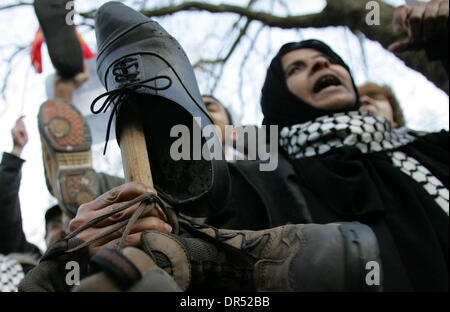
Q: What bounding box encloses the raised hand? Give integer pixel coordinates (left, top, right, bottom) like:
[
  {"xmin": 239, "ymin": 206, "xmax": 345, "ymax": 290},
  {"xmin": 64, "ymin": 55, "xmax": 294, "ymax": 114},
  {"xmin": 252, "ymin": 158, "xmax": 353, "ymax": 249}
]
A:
[
  {"xmin": 389, "ymin": 0, "xmax": 449, "ymax": 54},
  {"xmin": 68, "ymin": 182, "xmax": 172, "ymax": 256},
  {"xmin": 11, "ymin": 116, "xmax": 28, "ymax": 157}
]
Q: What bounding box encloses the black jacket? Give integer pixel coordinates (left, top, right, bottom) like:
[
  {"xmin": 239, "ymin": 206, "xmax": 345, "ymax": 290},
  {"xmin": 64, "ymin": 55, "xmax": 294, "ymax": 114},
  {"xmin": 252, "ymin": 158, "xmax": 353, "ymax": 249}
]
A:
[
  {"xmin": 206, "ymin": 131, "xmax": 449, "ymax": 291},
  {"xmin": 0, "ymin": 152, "xmax": 42, "ymax": 258}
]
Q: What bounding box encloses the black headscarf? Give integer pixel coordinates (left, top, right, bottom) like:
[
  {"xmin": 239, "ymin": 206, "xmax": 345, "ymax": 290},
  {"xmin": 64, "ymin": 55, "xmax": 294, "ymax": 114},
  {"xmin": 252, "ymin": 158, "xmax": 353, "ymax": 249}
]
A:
[{"xmin": 261, "ymin": 39, "xmax": 361, "ymax": 127}]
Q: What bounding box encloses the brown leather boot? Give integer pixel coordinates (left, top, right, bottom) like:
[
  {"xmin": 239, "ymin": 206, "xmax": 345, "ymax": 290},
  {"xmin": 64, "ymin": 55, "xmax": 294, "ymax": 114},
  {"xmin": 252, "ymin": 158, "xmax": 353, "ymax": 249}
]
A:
[
  {"xmin": 140, "ymin": 218, "xmax": 382, "ymax": 292},
  {"xmin": 37, "ymin": 194, "xmax": 381, "ymax": 292},
  {"xmin": 74, "ymin": 247, "xmax": 181, "ymax": 292}
]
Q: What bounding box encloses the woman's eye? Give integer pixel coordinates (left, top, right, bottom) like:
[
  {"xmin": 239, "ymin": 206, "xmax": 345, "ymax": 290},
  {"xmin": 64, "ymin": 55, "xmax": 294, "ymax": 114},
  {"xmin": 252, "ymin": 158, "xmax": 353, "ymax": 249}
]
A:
[{"xmin": 287, "ymin": 65, "xmax": 303, "ymax": 77}]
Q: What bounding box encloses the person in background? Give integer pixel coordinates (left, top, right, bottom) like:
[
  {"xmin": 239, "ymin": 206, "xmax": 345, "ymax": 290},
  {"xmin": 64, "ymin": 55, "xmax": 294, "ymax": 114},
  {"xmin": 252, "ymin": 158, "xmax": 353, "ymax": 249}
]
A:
[
  {"xmin": 0, "ymin": 117, "xmax": 42, "ymax": 291},
  {"xmin": 207, "ymin": 0, "xmax": 449, "ymax": 291},
  {"xmin": 203, "ymin": 95, "xmax": 260, "ymax": 161},
  {"xmin": 359, "ymin": 82, "xmax": 405, "ymax": 129},
  {"xmin": 203, "ymin": 95, "xmax": 244, "ymax": 161},
  {"xmin": 0, "ymin": 116, "xmax": 42, "ymax": 259},
  {"xmin": 358, "ymin": 82, "xmax": 430, "ymax": 138},
  {"xmin": 44, "ymin": 204, "xmax": 63, "ymax": 247}
]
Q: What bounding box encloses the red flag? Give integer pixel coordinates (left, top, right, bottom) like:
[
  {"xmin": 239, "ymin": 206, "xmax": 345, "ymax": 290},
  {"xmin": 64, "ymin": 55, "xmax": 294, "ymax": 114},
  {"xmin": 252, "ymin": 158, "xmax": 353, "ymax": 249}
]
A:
[
  {"xmin": 31, "ymin": 28, "xmax": 45, "ymax": 73},
  {"xmin": 76, "ymin": 28, "xmax": 96, "ymax": 60}
]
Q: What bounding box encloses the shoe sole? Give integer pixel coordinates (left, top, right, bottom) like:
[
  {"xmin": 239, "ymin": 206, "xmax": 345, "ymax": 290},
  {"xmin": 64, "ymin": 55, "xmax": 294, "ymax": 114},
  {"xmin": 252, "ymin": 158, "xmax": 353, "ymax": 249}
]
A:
[
  {"xmin": 38, "ymin": 99, "xmax": 91, "ymax": 153},
  {"xmin": 58, "ymin": 168, "xmax": 97, "ymax": 216},
  {"xmin": 38, "ymin": 99, "xmax": 95, "ymax": 217}
]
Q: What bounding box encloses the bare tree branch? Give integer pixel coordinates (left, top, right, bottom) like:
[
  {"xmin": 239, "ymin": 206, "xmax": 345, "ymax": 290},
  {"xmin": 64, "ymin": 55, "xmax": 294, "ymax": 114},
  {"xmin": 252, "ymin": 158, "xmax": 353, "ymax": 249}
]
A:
[
  {"xmin": 194, "ymin": 18, "xmax": 251, "ymax": 68},
  {"xmin": 0, "ymin": 45, "xmax": 28, "ymax": 117},
  {"xmin": 1, "ymin": 45, "xmax": 28, "ymax": 100},
  {"xmin": 1, "ymin": 0, "xmax": 448, "ymax": 107},
  {"xmin": 79, "ymin": 0, "xmax": 449, "ymax": 93},
  {"xmin": 237, "ymin": 23, "xmax": 265, "ymax": 124},
  {"xmin": 193, "ymin": 0, "xmax": 260, "ymax": 95},
  {"xmin": 139, "ymin": 1, "xmax": 321, "ymax": 29}
]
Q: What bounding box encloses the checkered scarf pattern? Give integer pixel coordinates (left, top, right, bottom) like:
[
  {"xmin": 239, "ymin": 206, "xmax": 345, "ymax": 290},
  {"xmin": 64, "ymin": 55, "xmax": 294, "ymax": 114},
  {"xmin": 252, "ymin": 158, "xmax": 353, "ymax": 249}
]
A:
[
  {"xmin": 0, "ymin": 254, "xmax": 24, "ymax": 292},
  {"xmin": 279, "ymin": 111, "xmax": 449, "ymax": 215}
]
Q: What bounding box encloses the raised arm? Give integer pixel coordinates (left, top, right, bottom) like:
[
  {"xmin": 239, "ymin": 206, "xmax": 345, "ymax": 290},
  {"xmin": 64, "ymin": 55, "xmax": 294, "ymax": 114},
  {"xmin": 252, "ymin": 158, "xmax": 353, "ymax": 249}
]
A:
[
  {"xmin": 389, "ymin": 0, "xmax": 449, "ymax": 76},
  {"xmin": 0, "ymin": 117, "xmax": 41, "ymax": 256}
]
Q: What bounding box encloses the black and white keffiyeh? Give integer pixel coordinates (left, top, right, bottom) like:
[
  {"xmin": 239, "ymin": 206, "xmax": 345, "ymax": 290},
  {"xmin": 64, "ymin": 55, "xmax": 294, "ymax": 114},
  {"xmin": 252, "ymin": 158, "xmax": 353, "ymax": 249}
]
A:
[
  {"xmin": 279, "ymin": 111, "xmax": 449, "ymax": 215},
  {"xmin": 0, "ymin": 254, "xmax": 24, "ymax": 292}
]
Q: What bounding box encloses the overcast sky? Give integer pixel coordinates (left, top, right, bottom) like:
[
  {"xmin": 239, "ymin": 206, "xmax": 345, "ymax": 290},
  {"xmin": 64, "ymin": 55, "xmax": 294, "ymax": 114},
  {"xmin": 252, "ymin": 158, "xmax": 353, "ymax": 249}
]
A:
[{"xmin": 0, "ymin": 0, "xmax": 448, "ymax": 251}]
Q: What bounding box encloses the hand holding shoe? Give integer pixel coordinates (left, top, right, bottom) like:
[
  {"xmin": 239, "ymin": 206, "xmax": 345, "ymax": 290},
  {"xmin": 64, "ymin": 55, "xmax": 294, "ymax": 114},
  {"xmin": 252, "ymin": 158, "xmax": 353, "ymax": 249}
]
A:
[{"xmin": 69, "ymin": 182, "xmax": 172, "ymax": 256}]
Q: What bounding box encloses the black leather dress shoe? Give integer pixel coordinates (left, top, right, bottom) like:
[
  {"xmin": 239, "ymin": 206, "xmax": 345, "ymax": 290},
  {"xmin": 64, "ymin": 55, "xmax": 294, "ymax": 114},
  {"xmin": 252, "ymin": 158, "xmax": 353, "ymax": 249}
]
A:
[
  {"xmin": 93, "ymin": 1, "xmax": 230, "ymax": 217},
  {"xmin": 34, "ymin": 0, "xmax": 84, "ymax": 78}
]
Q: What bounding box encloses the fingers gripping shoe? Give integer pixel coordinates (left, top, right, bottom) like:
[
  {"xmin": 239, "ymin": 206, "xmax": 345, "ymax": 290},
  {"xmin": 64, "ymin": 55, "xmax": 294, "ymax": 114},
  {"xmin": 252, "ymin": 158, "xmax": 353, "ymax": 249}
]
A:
[
  {"xmin": 38, "ymin": 99, "xmax": 97, "ymax": 217},
  {"xmin": 141, "ymin": 220, "xmax": 383, "ymax": 292},
  {"xmin": 93, "ymin": 1, "xmax": 230, "ymax": 217}
]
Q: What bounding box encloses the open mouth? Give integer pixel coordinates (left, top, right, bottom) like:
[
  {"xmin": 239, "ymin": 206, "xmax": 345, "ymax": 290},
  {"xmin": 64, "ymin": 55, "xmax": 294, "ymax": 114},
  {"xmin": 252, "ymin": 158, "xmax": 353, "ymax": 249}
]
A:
[{"xmin": 313, "ymin": 74, "xmax": 342, "ymax": 93}]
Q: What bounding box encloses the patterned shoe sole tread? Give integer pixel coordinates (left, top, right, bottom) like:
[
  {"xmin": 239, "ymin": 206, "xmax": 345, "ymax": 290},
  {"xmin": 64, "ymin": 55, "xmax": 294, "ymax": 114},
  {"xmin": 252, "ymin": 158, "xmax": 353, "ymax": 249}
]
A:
[
  {"xmin": 55, "ymin": 150, "xmax": 92, "ymax": 169},
  {"xmin": 38, "ymin": 99, "xmax": 91, "ymax": 153},
  {"xmin": 59, "ymin": 168, "xmax": 97, "ymax": 216}
]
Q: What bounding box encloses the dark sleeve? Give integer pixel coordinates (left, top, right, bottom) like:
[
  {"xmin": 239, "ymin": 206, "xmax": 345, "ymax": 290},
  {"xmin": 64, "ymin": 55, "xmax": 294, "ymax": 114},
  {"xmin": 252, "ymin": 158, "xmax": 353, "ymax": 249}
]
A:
[
  {"xmin": 206, "ymin": 157, "xmax": 312, "ymax": 230},
  {"xmin": 425, "ymin": 40, "xmax": 449, "ymax": 77},
  {"xmin": 95, "ymin": 172, "xmax": 125, "ymax": 195},
  {"xmin": 0, "ymin": 152, "xmax": 42, "ymax": 257},
  {"xmin": 205, "ymin": 163, "xmax": 270, "ymax": 230}
]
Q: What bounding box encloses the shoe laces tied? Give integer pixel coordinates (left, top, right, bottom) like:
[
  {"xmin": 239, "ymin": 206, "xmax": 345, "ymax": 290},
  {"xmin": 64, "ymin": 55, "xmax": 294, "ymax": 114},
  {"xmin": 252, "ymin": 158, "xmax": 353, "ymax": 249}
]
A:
[{"xmin": 90, "ymin": 68, "xmax": 172, "ymax": 154}]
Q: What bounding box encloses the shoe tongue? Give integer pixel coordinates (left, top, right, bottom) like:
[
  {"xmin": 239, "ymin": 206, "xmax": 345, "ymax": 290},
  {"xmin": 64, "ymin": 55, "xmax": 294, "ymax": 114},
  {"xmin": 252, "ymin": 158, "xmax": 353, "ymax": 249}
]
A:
[{"xmin": 95, "ymin": 1, "xmax": 150, "ymax": 53}]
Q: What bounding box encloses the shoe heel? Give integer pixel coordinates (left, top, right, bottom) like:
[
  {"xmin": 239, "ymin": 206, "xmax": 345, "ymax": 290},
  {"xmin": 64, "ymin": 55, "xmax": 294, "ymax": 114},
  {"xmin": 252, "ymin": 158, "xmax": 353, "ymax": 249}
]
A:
[
  {"xmin": 38, "ymin": 99, "xmax": 91, "ymax": 153},
  {"xmin": 58, "ymin": 168, "xmax": 97, "ymax": 217}
]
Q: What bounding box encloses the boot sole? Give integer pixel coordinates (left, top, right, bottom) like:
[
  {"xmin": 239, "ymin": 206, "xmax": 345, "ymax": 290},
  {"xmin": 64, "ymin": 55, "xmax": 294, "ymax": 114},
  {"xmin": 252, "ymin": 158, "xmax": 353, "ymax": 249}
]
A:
[
  {"xmin": 38, "ymin": 99, "xmax": 95, "ymax": 217},
  {"xmin": 58, "ymin": 168, "xmax": 96, "ymax": 216}
]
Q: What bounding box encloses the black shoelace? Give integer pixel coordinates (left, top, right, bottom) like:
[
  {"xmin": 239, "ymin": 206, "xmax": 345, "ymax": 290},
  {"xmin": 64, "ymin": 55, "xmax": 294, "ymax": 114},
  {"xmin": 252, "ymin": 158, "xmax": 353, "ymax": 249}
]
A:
[{"xmin": 90, "ymin": 75, "xmax": 172, "ymax": 154}]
